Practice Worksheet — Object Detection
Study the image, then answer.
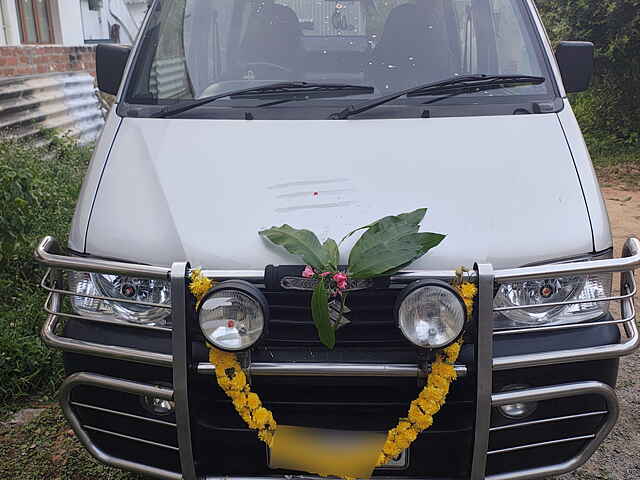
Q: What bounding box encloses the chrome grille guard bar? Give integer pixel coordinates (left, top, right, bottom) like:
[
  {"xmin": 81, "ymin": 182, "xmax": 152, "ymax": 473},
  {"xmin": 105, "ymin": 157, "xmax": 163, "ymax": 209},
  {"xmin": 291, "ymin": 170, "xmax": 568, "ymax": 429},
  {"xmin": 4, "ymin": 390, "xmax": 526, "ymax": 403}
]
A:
[
  {"xmin": 36, "ymin": 235, "xmax": 640, "ymax": 373},
  {"xmin": 36, "ymin": 236, "xmax": 640, "ymax": 480}
]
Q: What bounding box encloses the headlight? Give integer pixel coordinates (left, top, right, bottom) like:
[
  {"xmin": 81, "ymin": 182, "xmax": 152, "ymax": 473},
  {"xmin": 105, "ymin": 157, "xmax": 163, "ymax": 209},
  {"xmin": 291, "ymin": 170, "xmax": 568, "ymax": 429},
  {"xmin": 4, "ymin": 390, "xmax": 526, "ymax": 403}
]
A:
[
  {"xmin": 395, "ymin": 280, "xmax": 467, "ymax": 349},
  {"xmin": 68, "ymin": 271, "xmax": 171, "ymax": 326},
  {"xmin": 494, "ymin": 253, "xmax": 612, "ymax": 330},
  {"xmin": 198, "ymin": 280, "xmax": 268, "ymax": 352}
]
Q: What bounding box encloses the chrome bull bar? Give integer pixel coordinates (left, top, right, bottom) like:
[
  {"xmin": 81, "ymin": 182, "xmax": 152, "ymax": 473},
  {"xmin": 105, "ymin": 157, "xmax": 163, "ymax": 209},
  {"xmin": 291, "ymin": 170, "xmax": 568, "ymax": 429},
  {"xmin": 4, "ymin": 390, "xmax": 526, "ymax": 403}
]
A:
[
  {"xmin": 487, "ymin": 381, "xmax": 619, "ymax": 480},
  {"xmin": 36, "ymin": 235, "xmax": 640, "ymax": 373},
  {"xmin": 35, "ymin": 235, "xmax": 640, "ymax": 480},
  {"xmin": 58, "ymin": 373, "xmax": 619, "ymax": 480},
  {"xmin": 59, "ymin": 373, "xmax": 181, "ymax": 480}
]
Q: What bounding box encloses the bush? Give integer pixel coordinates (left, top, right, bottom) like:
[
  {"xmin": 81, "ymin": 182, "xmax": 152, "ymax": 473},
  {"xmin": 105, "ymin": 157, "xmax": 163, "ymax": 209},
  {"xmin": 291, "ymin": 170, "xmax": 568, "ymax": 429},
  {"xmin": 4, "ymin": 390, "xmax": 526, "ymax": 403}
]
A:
[
  {"xmin": 0, "ymin": 132, "xmax": 90, "ymax": 406},
  {"xmin": 537, "ymin": 0, "xmax": 640, "ymax": 148}
]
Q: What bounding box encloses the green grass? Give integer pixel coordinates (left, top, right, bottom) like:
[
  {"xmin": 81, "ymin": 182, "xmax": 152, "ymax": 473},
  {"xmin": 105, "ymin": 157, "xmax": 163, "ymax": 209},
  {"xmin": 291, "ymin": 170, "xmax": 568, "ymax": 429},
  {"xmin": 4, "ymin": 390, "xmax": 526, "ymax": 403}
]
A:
[
  {"xmin": 590, "ymin": 146, "xmax": 640, "ymax": 189},
  {"xmin": 591, "ymin": 147, "xmax": 640, "ymax": 167},
  {"xmin": 0, "ymin": 405, "xmax": 142, "ymax": 480},
  {"xmin": 0, "ymin": 132, "xmax": 91, "ymax": 409}
]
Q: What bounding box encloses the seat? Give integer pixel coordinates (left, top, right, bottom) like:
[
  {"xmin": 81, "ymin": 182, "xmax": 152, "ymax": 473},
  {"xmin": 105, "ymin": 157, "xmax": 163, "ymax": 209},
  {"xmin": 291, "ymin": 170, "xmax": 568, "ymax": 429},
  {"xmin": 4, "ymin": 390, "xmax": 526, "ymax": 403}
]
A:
[
  {"xmin": 236, "ymin": 1, "xmax": 305, "ymax": 78},
  {"xmin": 368, "ymin": 2, "xmax": 456, "ymax": 91}
]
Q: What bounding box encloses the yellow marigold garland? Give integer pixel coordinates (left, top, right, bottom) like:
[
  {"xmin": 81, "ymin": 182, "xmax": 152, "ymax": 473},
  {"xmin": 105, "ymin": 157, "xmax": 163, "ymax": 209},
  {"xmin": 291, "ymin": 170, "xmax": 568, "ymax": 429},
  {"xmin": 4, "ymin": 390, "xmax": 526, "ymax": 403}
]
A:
[
  {"xmin": 376, "ymin": 280, "xmax": 476, "ymax": 467},
  {"xmin": 189, "ymin": 269, "xmax": 213, "ymax": 304},
  {"xmin": 208, "ymin": 347, "xmax": 278, "ymax": 445},
  {"xmin": 190, "ymin": 269, "xmax": 477, "ymax": 476},
  {"xmin": 190, "ymin": 270, "xmax": 278, "ymax": 446},
  {"xmin": 375, "ymin": 345, "xmax": 459, "ymax": 466}
]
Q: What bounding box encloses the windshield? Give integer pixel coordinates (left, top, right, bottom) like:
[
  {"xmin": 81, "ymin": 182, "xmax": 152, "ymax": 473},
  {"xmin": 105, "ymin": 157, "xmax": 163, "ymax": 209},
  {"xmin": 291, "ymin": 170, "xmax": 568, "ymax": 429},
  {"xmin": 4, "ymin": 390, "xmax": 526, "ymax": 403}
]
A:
[{"xmin": 125, "ymin": 0, "xmax": 556, "ymax": 118}]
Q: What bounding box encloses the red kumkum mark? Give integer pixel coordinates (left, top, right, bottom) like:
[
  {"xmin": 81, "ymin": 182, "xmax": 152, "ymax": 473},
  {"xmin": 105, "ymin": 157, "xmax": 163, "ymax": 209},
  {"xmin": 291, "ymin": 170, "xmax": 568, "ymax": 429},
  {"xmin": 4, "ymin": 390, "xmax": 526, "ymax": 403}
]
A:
[
  {"xmin": 227, "ymin": 320, "xmax": 235, "ymax": 328},
  {"xmin": 313, "ymin": 191, "xmax": 319, "ymax": 196}
]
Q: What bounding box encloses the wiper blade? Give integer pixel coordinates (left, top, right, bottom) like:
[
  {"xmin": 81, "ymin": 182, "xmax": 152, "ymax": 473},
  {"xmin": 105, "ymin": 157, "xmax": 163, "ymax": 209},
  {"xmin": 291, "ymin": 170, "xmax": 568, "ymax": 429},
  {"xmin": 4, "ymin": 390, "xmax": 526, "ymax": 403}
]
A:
[
  {"xmin": 251, "ymin": 84, "xmax": 374, "ymax": 107},
  {"xmin": 410, "ymin": 74, "xmax": 545, "ymax": 100},
  {"xmin": 153, "ymin": 82, "xmax": 374, "ymax": 118},
  {"xmin": 329, "ymin": 74, "xmax": 545, "ymax": 120}
]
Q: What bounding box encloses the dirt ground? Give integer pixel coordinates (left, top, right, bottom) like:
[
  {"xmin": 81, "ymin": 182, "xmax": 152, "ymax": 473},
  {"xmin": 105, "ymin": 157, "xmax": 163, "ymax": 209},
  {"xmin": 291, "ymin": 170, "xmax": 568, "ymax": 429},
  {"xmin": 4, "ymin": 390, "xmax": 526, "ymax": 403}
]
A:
[{"xmin": 555, "ymin": 188, "xmax": 640, "ymax": 480}]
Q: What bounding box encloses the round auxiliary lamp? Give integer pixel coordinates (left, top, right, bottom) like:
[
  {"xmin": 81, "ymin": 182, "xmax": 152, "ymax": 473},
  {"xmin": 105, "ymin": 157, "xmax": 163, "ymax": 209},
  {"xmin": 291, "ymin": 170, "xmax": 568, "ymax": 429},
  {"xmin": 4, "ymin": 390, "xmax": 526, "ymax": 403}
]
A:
[
  {"xmin": 198, "ymin": 278, "xmax": 469, "ymax": 352},
  {"xmin": 395, "ymin": 279, "xmax": 468, "ymax": 349},
  {"xmin": 197, "ymin": 280, "xmax": 269, "ymax": 352}
]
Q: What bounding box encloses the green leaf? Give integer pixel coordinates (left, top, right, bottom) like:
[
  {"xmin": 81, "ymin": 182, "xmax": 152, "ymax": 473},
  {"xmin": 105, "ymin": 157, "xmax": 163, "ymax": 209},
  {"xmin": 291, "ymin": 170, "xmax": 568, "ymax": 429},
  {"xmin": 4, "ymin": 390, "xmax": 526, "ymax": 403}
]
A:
[
  {"xmin": 340, "ymin": 208, "xmax": 427, "ymax": 244},
  {"xmin": 311, "ymin": 280, "xmax": 335, "ymax": 349},
  {"xmin": 348, "ymin": 209, "xmax": 445, "ymax": 278},
  {"xmin": 259, "ymin": 225, "xmax": 329, "ymax": 270},
  {"xmin": 322, "ymin": 238, "xmax": 340, "ymax": 270},
  {"xmin": 350, "ymin": 232, "xmax": 445, "ymax": 278},
  {"xmin": 339, "ymin": 224, "xmax": 371, "ymax": 245},
  {"xmin": 348, "ymin": 209, "xmax": 426, "ymax": 266},
  {"xmin": 389, "ymin": 208, "xmax": 428, "ymax": 226}
]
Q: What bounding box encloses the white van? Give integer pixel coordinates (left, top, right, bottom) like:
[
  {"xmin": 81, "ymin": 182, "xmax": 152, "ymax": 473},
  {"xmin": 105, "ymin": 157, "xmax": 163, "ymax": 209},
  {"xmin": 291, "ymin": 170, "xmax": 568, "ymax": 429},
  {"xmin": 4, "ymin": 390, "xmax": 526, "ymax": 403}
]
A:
[{"xmin": 36, "ymin": 1, "xmax": 639, "ymax": 479}]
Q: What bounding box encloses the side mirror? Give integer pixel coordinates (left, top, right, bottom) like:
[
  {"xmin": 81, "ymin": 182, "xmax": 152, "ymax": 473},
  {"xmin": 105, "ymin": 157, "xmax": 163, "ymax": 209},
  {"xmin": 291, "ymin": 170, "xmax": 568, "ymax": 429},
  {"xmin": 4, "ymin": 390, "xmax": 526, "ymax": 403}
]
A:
[
  {"xmin": 96, "ymin": 44, "xmax": 131, "ymax": 96},
  {"xmin": 554, "ymin": 41, "xmax": 594, "ymax": 93}
]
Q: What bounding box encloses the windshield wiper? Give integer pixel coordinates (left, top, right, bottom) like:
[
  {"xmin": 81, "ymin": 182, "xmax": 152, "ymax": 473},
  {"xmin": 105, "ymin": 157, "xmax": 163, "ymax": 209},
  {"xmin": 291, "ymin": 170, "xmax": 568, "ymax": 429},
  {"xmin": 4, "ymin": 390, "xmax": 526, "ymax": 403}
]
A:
[
  {"xmin": 252, "ymin": 83, "xmax": 374, "ymax": 107},
  {"xmin": 328, "ymin": 74, "xmax": 545, "ymax": 120},
  {"xmin": 153, "ymin": 82, "xmax": 374, "ymax": 118}
]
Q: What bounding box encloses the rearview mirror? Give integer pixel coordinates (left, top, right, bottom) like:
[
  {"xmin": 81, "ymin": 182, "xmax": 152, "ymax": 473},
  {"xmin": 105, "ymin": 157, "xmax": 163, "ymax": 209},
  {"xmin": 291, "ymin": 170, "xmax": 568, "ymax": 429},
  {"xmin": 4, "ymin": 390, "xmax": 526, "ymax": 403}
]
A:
[
  {"xmin": 96, "ymin": 44, "xmax": 131, "ymax": 96},
  {"xmin": 555, "ymin": 41, "xmax": 594, "ymax": 93}
]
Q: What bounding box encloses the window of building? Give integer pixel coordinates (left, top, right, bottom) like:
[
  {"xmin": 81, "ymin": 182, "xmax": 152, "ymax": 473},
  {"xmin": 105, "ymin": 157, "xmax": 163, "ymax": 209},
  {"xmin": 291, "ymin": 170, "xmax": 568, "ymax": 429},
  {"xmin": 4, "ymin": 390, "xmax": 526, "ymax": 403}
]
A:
[{"xmin": 16, "ymin": 0, "xmax": 54, "ymax": 44}]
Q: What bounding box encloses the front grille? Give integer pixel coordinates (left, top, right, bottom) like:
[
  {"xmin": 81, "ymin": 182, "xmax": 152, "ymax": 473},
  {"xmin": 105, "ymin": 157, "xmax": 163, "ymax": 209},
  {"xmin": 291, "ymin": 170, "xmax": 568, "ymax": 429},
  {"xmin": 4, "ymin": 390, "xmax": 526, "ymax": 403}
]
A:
[
  {"xmin": 263, "ymin": 288, "xmax": 407, "ymax": 347},
  {"xmin": 191, "ymin": 284, "xmax": 477, "ymax": 477},
  {"xmin": 190, "ymin": 372, "xmax": 475, "ymax": 478}
]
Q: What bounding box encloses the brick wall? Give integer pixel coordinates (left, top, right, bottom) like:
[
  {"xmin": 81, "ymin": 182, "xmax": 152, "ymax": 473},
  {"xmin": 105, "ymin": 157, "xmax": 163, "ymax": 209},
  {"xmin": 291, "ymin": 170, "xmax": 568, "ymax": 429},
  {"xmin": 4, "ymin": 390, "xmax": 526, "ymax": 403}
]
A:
[{"xmin": 0, "ymin": 46, "xmax": 96, "ymax": 79}]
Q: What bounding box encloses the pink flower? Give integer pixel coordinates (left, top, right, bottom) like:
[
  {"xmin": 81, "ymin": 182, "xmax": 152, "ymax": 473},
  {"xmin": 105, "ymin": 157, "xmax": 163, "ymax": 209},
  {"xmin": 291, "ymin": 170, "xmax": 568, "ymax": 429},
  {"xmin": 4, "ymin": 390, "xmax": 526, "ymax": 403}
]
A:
[
  {"xmin": 319, "ymin": 271, "xmax": 331, "ymax": 278},
  {"xmin": 333, "ymin": 272, "xmax": 348, "ymax": 290},
  {"xmin": 302, "ymin": 266, "xmax": 315, "ymax": 278}
]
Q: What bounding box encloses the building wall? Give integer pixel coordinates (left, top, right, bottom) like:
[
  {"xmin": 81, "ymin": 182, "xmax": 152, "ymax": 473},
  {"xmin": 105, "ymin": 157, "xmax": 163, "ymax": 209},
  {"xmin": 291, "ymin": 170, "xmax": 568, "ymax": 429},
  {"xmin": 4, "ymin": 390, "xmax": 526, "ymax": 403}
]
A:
[
  {"xmin": 0, "ymin": 0, "xmax": 86, "ymax": 46},
  {"xmin": 81, "ymin": 0, "xmax": 113, "ymax": 42},
  {"xmin": 0, "ymin": 0, "xmax": 23, "ymax": 45},
  {"xmin": 126, "ymin": 0, "xmax": 149, "ymax": 28},
  {"xmin": 0, "ymin": 45, "xmax": 96, "ymax": 78},
  {"xmin": 51, "ymin": 1, "xmax": 85, "ymax": 46},
  {"xmin": 105, "ymin": 0, "xmax": 145, "ymax": 44},
  {"xmin": 0, "ymin": 0, "xmax": 144, "ymax": 47},
  {"xmin": 0, "ymin": 1, "xmax": 147, "ymax": 78}
]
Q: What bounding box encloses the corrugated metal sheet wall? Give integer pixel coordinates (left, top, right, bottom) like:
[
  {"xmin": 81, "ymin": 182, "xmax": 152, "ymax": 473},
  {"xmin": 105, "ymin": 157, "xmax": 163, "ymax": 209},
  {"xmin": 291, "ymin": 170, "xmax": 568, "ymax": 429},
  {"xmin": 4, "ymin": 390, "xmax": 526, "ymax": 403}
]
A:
[
  {"xmin": 150, "ymin": 57, "xmax": 189, "ymax": 99},
  {"xmin": 0, "ymin": 72, "xmax": 104, "ymax": 145}
]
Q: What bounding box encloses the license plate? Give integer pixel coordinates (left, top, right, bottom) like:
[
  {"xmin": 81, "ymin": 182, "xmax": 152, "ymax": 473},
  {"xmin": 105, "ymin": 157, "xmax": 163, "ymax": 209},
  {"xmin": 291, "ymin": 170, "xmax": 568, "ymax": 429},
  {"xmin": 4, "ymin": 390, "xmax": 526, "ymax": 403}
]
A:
[
  {"xmin": 377, "ymin": 449, "xmax": 409, "ymax": 469},
  {"xmin": 266, "ymin": 442, "xmax": 409, "ymax": 470}
]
